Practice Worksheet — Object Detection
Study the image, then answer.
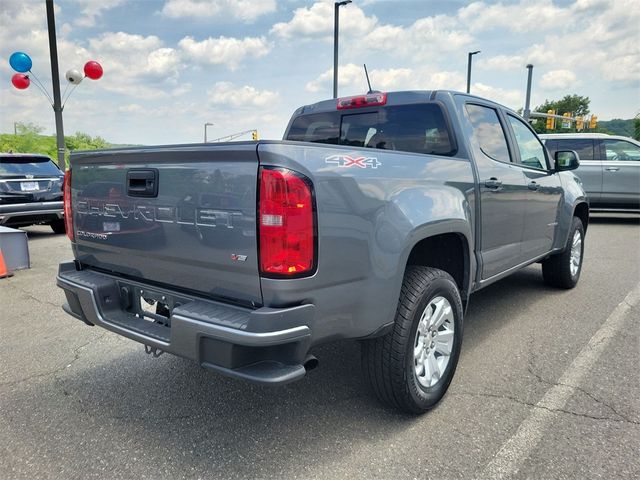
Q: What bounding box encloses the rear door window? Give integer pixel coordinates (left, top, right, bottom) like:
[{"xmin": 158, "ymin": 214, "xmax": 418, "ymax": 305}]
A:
[
  {"xmin": 0, "ymin": 156, "xmax": 61, "ymax": 176},
  {"xmin": 286, "ymin": 103, "xmax": 456, "ymax": 156},
  {"xmin": 464, "ymin": 104, "xmax": 511, "ymax": 163}
]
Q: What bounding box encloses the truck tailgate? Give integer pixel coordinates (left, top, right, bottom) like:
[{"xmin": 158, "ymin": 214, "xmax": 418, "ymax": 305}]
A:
[{"xmin": 70, "ymin": 144, "xmax": 261, "ymax": 306}]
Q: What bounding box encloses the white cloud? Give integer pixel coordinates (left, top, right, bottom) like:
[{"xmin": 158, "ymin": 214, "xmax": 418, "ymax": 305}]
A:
[
  {"xmin": 161, "ymin": 0, "xmax": 276, "ymax": 22},
  {"xmin": 86, "ymin": 32, "xmax": 183, "ymax": 98},
  {"xmin": 540, "ymin": 69, "xmax": 578, "ymax": 90},
  {"xmin": 72, "ymin": 0, "xmax": 125, "ymax": 27},
  {"xmin": 271, "ymin": 1, "xmax": 377, "ymax": 40},
  {"xmin": 207, "ymin": 82, "xmax": 279, "ymax": 108},
  {"xmin": 178, "ymin": 36, "xmax": 270, "ymax": 70},
  {"xmin": 458, "ymin": 0, "xmax": 571, "ymax": 33}
]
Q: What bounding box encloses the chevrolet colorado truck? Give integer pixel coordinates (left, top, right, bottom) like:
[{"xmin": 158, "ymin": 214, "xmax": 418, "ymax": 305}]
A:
[{"xmin": 57, "ymin": 90, "xmax": 588, "ymax": 413}]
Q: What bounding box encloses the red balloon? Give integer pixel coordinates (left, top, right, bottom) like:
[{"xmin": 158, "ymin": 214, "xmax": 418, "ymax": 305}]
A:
[
  {"xmin": 11, "ymin": 73, "xmax": 30, "ymax": 90},
  {"xmin": 84, "ymin": 60, "xmax": 103, "ymax": 80}
]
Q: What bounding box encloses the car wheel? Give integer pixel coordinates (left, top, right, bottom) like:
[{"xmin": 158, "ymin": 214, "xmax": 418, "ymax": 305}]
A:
[
  {"xmin": 50, "ymin": 218, "xmax": 66, "ymax": 234},
  {"xmin": 542, "ymin": 216, "xmax": 585, "ymax": 289},
  {"xmin": 362, "ymin": 266, "xmax": 463, "ymax": 414}
]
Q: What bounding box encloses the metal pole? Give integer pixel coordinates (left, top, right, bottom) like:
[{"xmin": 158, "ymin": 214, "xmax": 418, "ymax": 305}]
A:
[
  {"xmin": 46, "ymin": 0, "xmax": 65, "ymax": 170},
  {"xmin": 333, "ymin": 3, "xmax": 339, "ymax": 99},
  {"xmin": 524, "ymin": 64, "xmax": 534, "ymax": 121},
  {"xmin": 332, "ymin": 1, "xmax": 351, "ymax": 98},
  {"xmin": 204, "ymin": 124, "xmax": 207, "ymax": 143},
  {"xmin": 466, "ymin": 53, "xmax": 472, "ymax": 94},
  {"xmin": 466, "ymin": 51, "xmax": 480, "ymax": 94}
]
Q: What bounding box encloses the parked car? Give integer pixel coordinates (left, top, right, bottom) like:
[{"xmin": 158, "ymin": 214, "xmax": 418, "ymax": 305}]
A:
[
  {"xmin": 57, "ymin": 90, "xmax": 588, "ymax": 413},
  {"xmin": 0, "ymin": 153, "xmax": 66, "ymax": 232},
  {"xmin": 540, "ymin": 133, "xmax": 640, "ymax": 211}
]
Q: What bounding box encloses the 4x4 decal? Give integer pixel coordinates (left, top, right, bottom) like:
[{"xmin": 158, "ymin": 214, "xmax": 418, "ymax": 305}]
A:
[{"xmin": 325, "ymin": 154, "xmax": 381, "ymax": 169}]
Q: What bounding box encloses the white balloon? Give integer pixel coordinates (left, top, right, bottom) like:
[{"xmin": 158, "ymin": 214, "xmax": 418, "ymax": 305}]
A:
[{"xmin": 65, "ymin": 68, "xmax": 83, "ymax": 84}]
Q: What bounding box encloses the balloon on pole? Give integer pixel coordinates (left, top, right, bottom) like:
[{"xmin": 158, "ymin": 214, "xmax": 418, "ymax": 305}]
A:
[
  {"xmin": 65, "ymin": 68, "xmax": 84, "ymax": 84},
  {"xmin": 9, "ymin": 52, "xmax": 32, "ymax": 73},
  {"xmin": 83, "ymin": 61, "xmax": 103, "ymax": 80},
  {"xmin": 11, "ymin": 73, "xmax": 30, "ymax": 90}
]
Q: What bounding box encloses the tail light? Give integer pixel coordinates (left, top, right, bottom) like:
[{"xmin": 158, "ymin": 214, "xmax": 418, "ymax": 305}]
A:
[
  {"xmin": 259, "ymin": 167, "xmax": 315, "ymax": 277},
  {"xmin": 337, "ymin": 92, "xmax": 387, "ymax": 110},
  {"xmin": 63, "ymin": 170, "xmax": 74, "ymax": 241}
]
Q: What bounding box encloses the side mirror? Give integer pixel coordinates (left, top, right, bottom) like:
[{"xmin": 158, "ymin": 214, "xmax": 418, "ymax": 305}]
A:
[{"xmin": 555, "ymin": 150, "xmax": 580, "ymax": 171}]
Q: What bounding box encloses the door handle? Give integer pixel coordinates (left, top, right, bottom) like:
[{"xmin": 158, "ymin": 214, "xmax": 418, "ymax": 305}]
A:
[
  {"xmin": 484, "ymin": 178, "xmax": 502, "ymax": 190},
  {"xmin": 605, "ymin": 167, "xmax": 620, "ymax": 172},
  {"xmin": 528, "ymin": 181, "xmax": 539, "ymax": 191},
  {"xmin": 127, "ymin": 169, "xmax": 158, "ymax": 197}
]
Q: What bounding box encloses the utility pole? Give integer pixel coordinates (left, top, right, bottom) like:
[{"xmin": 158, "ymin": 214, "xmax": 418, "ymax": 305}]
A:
[
  {"xmin": 466, "ymin": 51, "xmax": 480, "ymax": 94},
  {"xmin": 523, "ymin": 64, "xmax": 534, "ymax": 121},
  {"xmin": 46, "ymin": 0, "xmax": 65, "ymax": 169},
  {"xmin": 333, "ymin": 1, "xmax": 352, "ymax": 99}
]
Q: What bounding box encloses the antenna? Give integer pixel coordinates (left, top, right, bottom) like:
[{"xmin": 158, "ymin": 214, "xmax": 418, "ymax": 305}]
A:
[{"xmin": 364, "ymin": 64, "xmax": 373, "ymax": 93}]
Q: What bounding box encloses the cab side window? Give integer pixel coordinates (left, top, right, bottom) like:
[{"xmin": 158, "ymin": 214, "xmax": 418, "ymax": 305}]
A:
[
  {"xmin": 464, "ymin": 104, "xmax": 511, "ymax": 163},
  {"xmin": 507, "ymin": 115, "xmax": 548, "ymax": 170}
]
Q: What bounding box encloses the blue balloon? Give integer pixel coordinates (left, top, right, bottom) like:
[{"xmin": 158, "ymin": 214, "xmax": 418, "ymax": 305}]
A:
[{"xmin": 9, "ymin": 52, "xmax": 32, "ymax": 73}]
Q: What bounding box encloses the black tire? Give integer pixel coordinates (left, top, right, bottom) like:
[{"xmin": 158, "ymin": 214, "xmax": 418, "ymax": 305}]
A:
[
  {"xmin": 362, "ymin": 266, "xmax": 463, "ymax": 414},
  {"xmin": 50, "ymin": 218, "xmax": 66, "ymax": 234},
  {"xmin": 542, "ymin": 216, "xmax": 585, "ymax": 289}
]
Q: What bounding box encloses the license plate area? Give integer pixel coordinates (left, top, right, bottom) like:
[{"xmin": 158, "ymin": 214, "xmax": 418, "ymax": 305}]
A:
[
  {"xmin": 119, "ymin": 285, "xmax": 178, "ymax": 328},
  {"xmin": 21, "ymin": 181, "xmax": 39, "ymax": 191}
]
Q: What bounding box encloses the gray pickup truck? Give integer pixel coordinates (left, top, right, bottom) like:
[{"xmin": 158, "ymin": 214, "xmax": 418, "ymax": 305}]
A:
[{"xmin": 57, "ymin": 90, "xmax": 588, "ymax": 413}]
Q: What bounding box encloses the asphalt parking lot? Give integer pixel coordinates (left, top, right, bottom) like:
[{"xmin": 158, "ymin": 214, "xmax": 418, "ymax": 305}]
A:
[{"xmin": 1, "ymin": 214, "xmax": 639, "ymax": 480}]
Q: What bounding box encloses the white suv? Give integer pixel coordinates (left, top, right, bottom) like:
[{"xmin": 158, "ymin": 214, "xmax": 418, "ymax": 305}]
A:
[{"xmin": 540, "ymin": 133, "xmax": 640, "ymax": 211}]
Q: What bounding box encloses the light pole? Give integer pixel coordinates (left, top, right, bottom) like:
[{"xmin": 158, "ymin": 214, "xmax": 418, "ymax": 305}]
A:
[
  {"xmin": 46, "ymin": 0, "xmax": 65, "ymax": 169},
  {"xmin": 333, "ymin": 0, "xmax": 352, "ymax": 99},
  {"xmin": 204, "ymin": 122, "xmax": 213, "ymax": 143},
  {"xmin": 523, "ymin": 64, "xmax": 534, "ymax": 121},
  {"xmin": 466, "ymin": 50, "xmax": 480, "ymax": 94}
]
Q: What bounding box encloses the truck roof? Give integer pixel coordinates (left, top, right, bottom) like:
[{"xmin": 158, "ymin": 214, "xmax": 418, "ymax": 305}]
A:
[{"xmin": 293, "ymin": 90, "xmax": 517, "ymax": 116}]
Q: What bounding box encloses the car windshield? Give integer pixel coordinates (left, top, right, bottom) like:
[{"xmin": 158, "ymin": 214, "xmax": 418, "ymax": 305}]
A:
[{"xmin": 0, "ymin": 156, "xmax": 61, "ymax": 176}]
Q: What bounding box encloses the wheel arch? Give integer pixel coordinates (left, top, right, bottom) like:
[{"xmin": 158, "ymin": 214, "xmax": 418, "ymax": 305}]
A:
[
  {"xmin": 573, "ymin": 201, "xmax": 589, "ymax": 232},
  {"xmin": 403, "ymin": 228, "xmax": 473, "ymax": 309}
]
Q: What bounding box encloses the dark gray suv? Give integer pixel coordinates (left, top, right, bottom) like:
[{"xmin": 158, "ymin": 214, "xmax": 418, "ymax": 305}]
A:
[{"xmin": 0, "ymin": 153, "xmax": 66, "ymax": 232}]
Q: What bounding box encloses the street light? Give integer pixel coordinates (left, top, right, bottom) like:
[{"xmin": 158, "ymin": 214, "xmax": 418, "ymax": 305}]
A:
[
  {"xmin": 333, "ymin": 0, "xmax": 352, "ymax": 99},
  {"xmin": 466, "ymin": 50, "xmax": 481, "ymax": 94},
  {"xmin": 204, "ymin": 122, "xmax": 213, "ymax": 143}
]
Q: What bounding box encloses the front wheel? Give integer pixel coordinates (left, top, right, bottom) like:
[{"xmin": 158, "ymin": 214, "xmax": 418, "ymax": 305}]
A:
[
  {"xmin": 542, "ymin": 216, "xmax": 585, "ymax": 289},
  {"xmin": 362, "ymin": 266, "xmax": 463, "ymax": 414}
]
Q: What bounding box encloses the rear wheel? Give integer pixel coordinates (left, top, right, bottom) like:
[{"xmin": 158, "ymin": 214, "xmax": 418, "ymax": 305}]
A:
[
  {"xmin": 362, "ymin": 266, "xmax": 463, "ymax": 414},
  {"xmin": 542, "ymin": 216, "xmax": 585, "ymax": 289},
  {"xmin": 50, "ymin": 218, "xmax": 66, "ymax": 234}
]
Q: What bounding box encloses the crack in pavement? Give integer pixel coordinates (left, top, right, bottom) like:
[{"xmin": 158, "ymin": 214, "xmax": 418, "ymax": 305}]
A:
[
  {"xmin": 526, "ymin": 363, "xmax": 638, "ymax": 424},
  {"xmin": 525, "ymin": 328, "xmax": 638, "ymax": 425},
  {"xmin": 3, "ymin": 283, "xmax": 61, "ymax": 309},
  {"xmin": 453, "ymin": 390, "xmax": 640, "ymax": 425},
  {"xmin": 0, "ymin": 332, "xmax": 107, "ymax": 387}
]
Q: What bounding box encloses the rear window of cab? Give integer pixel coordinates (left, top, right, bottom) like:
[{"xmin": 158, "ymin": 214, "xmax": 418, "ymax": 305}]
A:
[{"xmin": 286, "ymin": 103, "xmax": 456, "ymax": 157}]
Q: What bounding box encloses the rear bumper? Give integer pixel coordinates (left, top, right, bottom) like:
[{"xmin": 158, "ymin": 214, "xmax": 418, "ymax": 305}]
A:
[
  {"xmin": 56, "ymin": 261, "xmax": 315, "ymax": 385},
  {"xmin": 0, "ymin": 201, "xmax": 63, "ymax": 226}
]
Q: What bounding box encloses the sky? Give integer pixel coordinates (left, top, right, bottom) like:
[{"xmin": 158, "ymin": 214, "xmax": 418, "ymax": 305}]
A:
[{"xmin": 1, "ymin": 0, "xmax": 638, "ymax": 145}]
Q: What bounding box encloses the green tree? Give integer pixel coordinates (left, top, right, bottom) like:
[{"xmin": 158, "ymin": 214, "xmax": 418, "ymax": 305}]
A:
[
  {"xmin": 635, "ymin": 116, "xmax": 640, "ymax": 141},
  {"xmin": 531, "ymin": 95, "xmax": 591, "ymax": 134}
]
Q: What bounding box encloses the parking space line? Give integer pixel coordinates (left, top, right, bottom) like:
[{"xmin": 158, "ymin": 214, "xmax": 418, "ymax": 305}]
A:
[{"xmin": 477, "ymin": 282, "xmax": 640, "ymax": 480}]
